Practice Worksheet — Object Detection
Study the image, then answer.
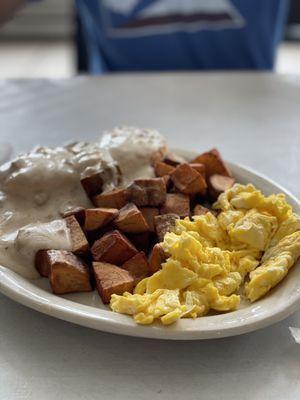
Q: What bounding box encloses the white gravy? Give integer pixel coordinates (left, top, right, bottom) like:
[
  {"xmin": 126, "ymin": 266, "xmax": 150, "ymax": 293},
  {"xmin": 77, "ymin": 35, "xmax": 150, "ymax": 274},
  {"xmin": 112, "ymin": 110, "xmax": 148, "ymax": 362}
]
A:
[
  {"xmin": 0, "ymin": 126, "xmax": 166, "ymax": 278},
  {"xmin": 100, "ymin": 126, "xmax": 166, "ymax": 187}
]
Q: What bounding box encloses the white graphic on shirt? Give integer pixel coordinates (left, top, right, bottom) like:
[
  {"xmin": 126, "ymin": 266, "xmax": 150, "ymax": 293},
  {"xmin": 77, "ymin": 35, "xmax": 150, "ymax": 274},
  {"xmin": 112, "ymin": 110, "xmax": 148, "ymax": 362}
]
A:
[
  {"xmin": 140, "ymin": 0, "xmax": 241, "ymax": 17},
  {"xmin": 103, "ymin": 0, "xmax": 139, "ymax": 14},
  {"xmin": 103, "ymin": 0, "xmax": 245, "ymax": 37}
]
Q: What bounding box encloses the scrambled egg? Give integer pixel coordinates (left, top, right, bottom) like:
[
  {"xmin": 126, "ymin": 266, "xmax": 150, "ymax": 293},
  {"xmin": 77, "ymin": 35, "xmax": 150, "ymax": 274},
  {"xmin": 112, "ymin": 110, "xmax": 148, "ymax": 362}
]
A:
[{"xmin": 110, "ymin": 184, "xmax": 300, "ymax": 325}]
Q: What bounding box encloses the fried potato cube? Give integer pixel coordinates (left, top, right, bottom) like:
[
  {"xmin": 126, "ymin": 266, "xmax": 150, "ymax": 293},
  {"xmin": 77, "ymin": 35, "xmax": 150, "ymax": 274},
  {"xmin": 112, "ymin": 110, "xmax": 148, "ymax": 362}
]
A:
[
  {"xmin": 35, "ymin": 249, "xmax": 52, "ymax": 277},
  {"xmin": 114, "ymin": 203, "xmax": 149, "ymax": 233},
  {"xmin": 93, "ymin": 262, "xmax": 134, "ymax": 304},
  {"xmin": 189, "ymin": 163, "xmax": 206, "ymax": 177},
  {"xmin": 140, "ymin": 207, "xmax": 159, "ymax": 232},
  {"xmin": 163, "ymin": 152, "xmax": 186, "ymax": 167},
  {"xmin": 160, "ymin": 193, "xmax": 190, "ymax": 217},
  {"xmin": 92, "ymin": 188, "xmax": 128, "ymax": 209},
  {"xmin": 170, "ymin": 163, "xmax": 207, "ymax": 195},
  {"xmin": 92, "ymin": 189, "xmax": 124, "ymax": 209},
  {"xmin": 65, "ymin": 215, "xmax": 89, "ymax": 255},
  {"xmin": 81, "ymin": 172, "xmax": 103, "ymax": 198},
  {"xmin": 128, "ymin": 178, "xmax": 166, "ymax": 206},
  {"xmin": 36, "ymin": 250, "xmax": 92, "ymax": 294},
  {"xmin": 193, "ymin": 204, "xmax": 210, "ymax": 216},
  {"xmin": 154, "ymin": 213, "xmax": 179, "ymax": 242},
  {"xmin": 208, "ymin": 174, "xmax": 236, "ymax": 200},
  {"xmin": 50, "ymin": 252, "xmax": 92, "ymax": 294},
  {"xmin": 191, "ymin": 148, "xmax": 232, "ymax": 178},
  {"xmin": 194, "ymin": 203, "xmax": 217, "ymax": 217},
  {"xmin": 91, "ymin": 230, "xmax": 138, "ymax": 265},
  {"xmin": 85, "ymin": 222, "xmax": 116, "ymax": 247},
  {"xmin": 154, "ymin": 161, "xmax": 175, "ymax": 177},
  {"xmin": 84, "ymin": 208, "xmax": 119, "ymax": 231},
  {"xmin": 149, "ymin": 243, "xmax": 167, "ymax": 274},
  {"xmin": 62, "ymin": 206, "xmax": 85, "ymax": 226},
  {"xmin": 121, "ymin": 252, "xmax": 149, "ymax": 284}
]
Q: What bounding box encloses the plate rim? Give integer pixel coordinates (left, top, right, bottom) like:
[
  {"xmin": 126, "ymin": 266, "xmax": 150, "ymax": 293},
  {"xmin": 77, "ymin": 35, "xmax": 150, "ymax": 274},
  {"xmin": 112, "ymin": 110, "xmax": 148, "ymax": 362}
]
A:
[{"xmin": 0, "ymin": 149, "xmax": 299, "ymax": 340}]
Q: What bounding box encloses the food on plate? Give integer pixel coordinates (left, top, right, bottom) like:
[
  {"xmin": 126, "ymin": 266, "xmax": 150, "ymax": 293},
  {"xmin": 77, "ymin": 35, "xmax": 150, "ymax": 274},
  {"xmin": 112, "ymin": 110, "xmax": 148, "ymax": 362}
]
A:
[
  {"xmin": 160, "ymin": 193, "xmax": 190, "ymax": 217},
  {"xmin": 81, "ymin": 171, "xmax": 106, "ymax": 198},
  {"xmin": 170, "ymin": 163, "xmax": 207, "ymax": 195},
  {"xmin": 36, "ymin": 249, "xmax": 92, "ymax": 294},
  {"xmin": 114, "ymin": 203, "xmax": 149, "ymax": 233},
  {"xmin": 193, "ymin": 204, "xmax": 210, "ymax": 216},
  {"xmin": 154, "ymin": 161, "xmax": 175, "ymax": 177},
  {"xmin": 120, "ymin": 251, "xmax": 149, "ymax": 285},
  {"xmin": 110, "ymin": 183, "xmax": 300, "ymax": 325},
  {"xmin": 163, "ymin": 152, "xmax": 186, "ymax": 167},
  {"xmin": 61, "ymin": 206, "xmax": 86, "ymax": 225},
  {"xmin": 245, "ymin": 231, "xmax": 300, "ymax": 301},
  {"xmin": 35, "ymin": 250, "xmax": 52, "ymax": 277},
  {"xmin": 191, "ymin": 148, "xmax": 232, "ymax": 178},
  {"xmin": 127, "ymin": 178, "xmax": 166, "ymax": 206},
  {"xmin": 65, "ymin": 215, "xmax": 89, "ymax": 255},
  {"xmin": 0, "ymin": 126, "xmax": 299, "ymax": 327},
  {"xmin": 84, "ymin": 208, "xmax": 119, "ymax": 231},
  {"xmin": 208, "ymin": 174, "xmax": 236, "ymax": 200},
  {"xmin": 99, "ymin": 126, "xmax": 167, "ymax": 186},
  {"xmin": 92, "ymin": 188, "xmax": 129, "ymax": 209},
  {"xmin": 91, "ymin": 230, "xmax": 138, "ymax": 264},
  {"xmin": 140, "ymin": 207, "xmax": 159, "ymax": 233},
  {"xmin": 154, "ymin": 214, "xmax": 180, "ymax": 242},
  {"xmin": 93, "ymin": 262, "xmax": 134, "ymax": 304},
  {"xmin": 149, "ymin": 243, "xmax": 167, "ymax": 273},
  {"xmin": 189, "ymin": 163, "xmax": 206, "ymax": 177}
]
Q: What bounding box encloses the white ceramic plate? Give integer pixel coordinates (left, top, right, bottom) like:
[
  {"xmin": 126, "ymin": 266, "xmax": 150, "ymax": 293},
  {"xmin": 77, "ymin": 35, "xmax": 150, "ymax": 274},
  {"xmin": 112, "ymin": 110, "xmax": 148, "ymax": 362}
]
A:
[{"xmin": 0, "ymin": 149, "xmax": 299, "ymax": 340}]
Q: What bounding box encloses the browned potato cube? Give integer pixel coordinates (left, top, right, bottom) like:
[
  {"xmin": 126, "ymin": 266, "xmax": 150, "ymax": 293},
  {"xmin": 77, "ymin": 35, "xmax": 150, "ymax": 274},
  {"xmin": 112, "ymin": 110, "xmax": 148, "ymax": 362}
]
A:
[
  {"xmin": 35, "ymin": 249, "xmax": 92, "ymax": 294},
  {"xmin": 35, "ymin": 249, "xmax": 52, "ymax": 277},
  {"xmin": 84, "ymin": 208, "xmax": 119, "ymax": 231},
  {"xmin": 65, "ymin": 215, "xmax": 89, "ymax": 255},
  {"xmin": 91, "ymin": 230, "xmax": 138, "ymax": 265},
  {"xmin": 114, "ymin": 203, "xmax": 149, "ymax": 233},
  {"xmin": 121, "ymin": 251, "xmax": 149, "ymax": 284},
  {"xmin": 154, "ymin": 214, "xmax": 179, "ymax": 242},
  {"xmin": 191, "ymin": 148, "xmax": 232, "ymax": 178},
  {"xmin": 149, "ymin": 243, "xmax": 167, "ymax": 274},
  {"xmin": 170, "ymin": 163, "xmax": 207, "ymax": 195},
  {"xmin": 154, "ymin": 161, "xmax": 175, "ymax": 177},
  {"xmin": 93, "ymin": 262, "xmax": 134, "ymax": 304},
  {"xmin": 186, "ymin": 174, "xmax": 207, "ymax": 195},
  {"xmin": 193, "ymin": 204, "xmax": 210, "ymax": 216},
  {"xmin": 208, "ymin": 174, "xmax": 236, "ymax": 200},
  {"xmin": 160, "ymin": 193, "xmax": 190, "ymax": 217},
  {"xmin": 92, "ymin": 188, "xmax": 128, "ymax": 209},
  {"xmin": 140, "ymin": 207, "xmax": 159, "ymax": 232},
  {"xmin": 62, "ymin": 206, "xmax": 85, "ymax": 226},
  {"xmin": 85, "ymin": 222, "xmax": 116, "ymax": 247},
  {"xmin": 163, "ymin": 152, "xmax": 186, "ymax": 167},
  {"xmin": 81, "ymin": 172, "xmax": 103, "ymax": 198},
  {"xmin": 128, "ymin": 178, "xmax": 166, "ymax": 206},
  {"xmin": 189, "ymin": 163, "xmax": 206, "ymax": 177}
]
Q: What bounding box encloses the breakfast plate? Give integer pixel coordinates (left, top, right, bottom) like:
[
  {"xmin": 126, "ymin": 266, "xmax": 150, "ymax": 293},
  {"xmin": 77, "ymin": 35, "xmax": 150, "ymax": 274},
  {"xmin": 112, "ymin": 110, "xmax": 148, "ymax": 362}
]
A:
[{"xmin": 0, "ymin": 147, "xmax": 299, "ymax": 340}]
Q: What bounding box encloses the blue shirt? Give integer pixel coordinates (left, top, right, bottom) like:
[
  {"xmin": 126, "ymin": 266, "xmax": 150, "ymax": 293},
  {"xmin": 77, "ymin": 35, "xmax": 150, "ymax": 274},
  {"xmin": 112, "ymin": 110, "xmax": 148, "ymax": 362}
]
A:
[{"xmin": 74, "ymin": 0, "xmax": 288, "ymax": 73}]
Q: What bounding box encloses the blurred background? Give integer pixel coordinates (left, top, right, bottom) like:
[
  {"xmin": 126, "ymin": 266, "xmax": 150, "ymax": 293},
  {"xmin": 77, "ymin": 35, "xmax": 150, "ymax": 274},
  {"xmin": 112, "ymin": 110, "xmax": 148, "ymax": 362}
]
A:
[{"xmin": 0, "ymin": 0, "xmax": 300, "ymax": 78}]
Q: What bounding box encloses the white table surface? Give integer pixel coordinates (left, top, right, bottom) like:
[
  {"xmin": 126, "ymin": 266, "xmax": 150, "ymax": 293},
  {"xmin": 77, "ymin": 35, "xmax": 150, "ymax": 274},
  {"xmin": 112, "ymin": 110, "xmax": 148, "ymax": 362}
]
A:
[{"xmin": 0, "ymin": 73, "xmax": 299, "ymax": 400}]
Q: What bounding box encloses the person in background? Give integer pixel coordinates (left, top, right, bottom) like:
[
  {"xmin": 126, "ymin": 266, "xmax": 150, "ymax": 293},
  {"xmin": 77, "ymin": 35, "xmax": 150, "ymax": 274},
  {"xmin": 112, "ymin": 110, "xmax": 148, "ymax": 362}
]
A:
[{"xmin": 0, "ymin": 0, "xmax": 289, "ymax": 74}]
